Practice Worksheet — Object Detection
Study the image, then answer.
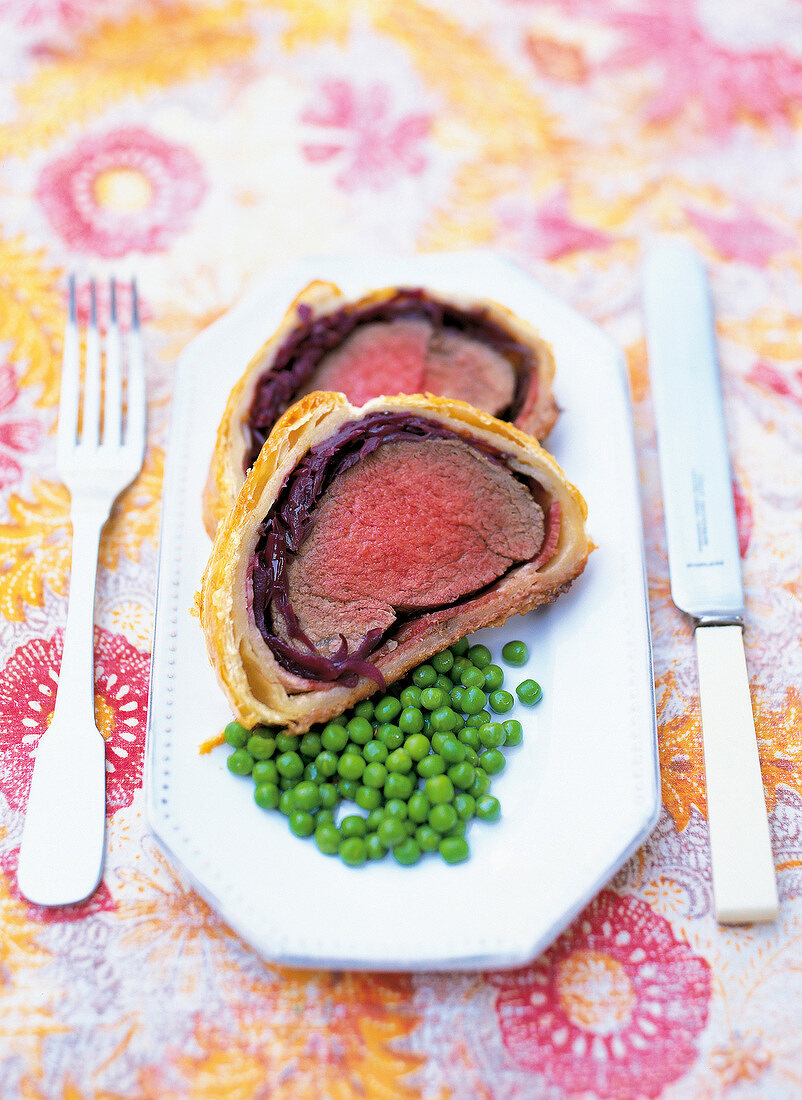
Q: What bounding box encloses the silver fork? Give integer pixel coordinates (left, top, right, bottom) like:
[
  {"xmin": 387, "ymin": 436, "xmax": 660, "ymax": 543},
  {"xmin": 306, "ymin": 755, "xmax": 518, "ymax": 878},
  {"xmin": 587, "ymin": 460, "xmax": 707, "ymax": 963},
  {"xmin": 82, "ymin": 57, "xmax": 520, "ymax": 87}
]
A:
[{"xmin": 17, "ymin": 276, "xmax": 146, "ymax": 906}]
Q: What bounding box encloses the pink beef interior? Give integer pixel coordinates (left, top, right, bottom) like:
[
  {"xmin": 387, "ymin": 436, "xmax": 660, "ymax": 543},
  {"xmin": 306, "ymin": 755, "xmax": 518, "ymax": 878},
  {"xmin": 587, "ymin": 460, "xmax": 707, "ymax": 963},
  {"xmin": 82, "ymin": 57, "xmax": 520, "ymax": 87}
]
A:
[
  {"xmin": 279, "ymin": 438, "xmax": 543, "ymax": 655},
  {"xmin": 296, "ymin": 319, "xmax": 516, "ymax": 415}
]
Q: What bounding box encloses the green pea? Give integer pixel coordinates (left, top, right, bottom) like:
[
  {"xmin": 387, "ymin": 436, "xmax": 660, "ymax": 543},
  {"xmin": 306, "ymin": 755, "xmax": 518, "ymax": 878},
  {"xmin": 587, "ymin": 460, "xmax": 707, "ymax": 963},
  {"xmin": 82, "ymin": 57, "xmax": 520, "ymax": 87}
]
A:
[
  {"xmin": 446, "ymin": 819, "xmax": 467, "ymax": 838},
  {"xmin": 447, "ymin": 762, "xmax": 476, "ymax": 790},
  {"xmin": 386, "ymin": 748, "xmax": 413, "ymax": 774},
  {"xmin": 353, "ymin": 700, "xmax": 374, "ymax": 720},
  {"xmin": 404, "ymin": 733, "xmax": 431, "ymax": 761},
  {"xmin": 355, "ymin": 785, "xmax": 382, "ymax": 811},
  {"xmin": 440, "ymin": 836, "xmax": 470, "ymax": 864},
  {"xmin": 502, "ymin": 719, "xmax": 523, "ymax": 746},
  {"xmin": 275, "ymin": 733, "xmax": 298, "ymax": 753},
  {"xmin": 462, "ymin": 687, "xmax": 488, "ymax": 715},
  {"xmin": 384, "ymin": 798, "xmax": 408, "ymax": 820},
  {"xmin": 374, "ymin": 695, "xmax": 402, "ymax": 723},
  {"xmin": 313, "ymin": 750, "xmax": 338, "ymax": 778},
  {"xmin": 424, "ymin": 774, "xmax": 454, "ymax": 804},
  {"xmin": 337, "ymin": 778, "xmax": 360, "ymax": 801},
  {"xmin": 488, "ymin": 690, "xmax": 515, "ymax": 714},
  {"xmin": 224, "ymin": 721, "xmax": 249, "ymax": 749},
  {"xmin": 377, "ymin": 723, "xmax": 404, "ymax": 749},
  {"xmin": 430, "ymin": 706, "xmax": 459, "ymax": 732},
  {"xmin": 407, "ymin": 790, "xmax": 431, "ymax": 824},
  {"xmin": 483, "ymin": 664, "xmax": 505, "ymax": 691},
  {"xmin": 393, "ymin": 838, "xmax": 422, "ymax": 866},
  {"xmin": 439, "ymin": 736, "xmax": 465, "ymax": 764},
  {"xmin": 453, "ymin": 792, "xmax": 476, "ymax": 820},
  {"xmin": 299, "ymin": 732, "xmax": 322, "ymax": 759},
  {"xmin": 480, "ymin": 749, "xmax": 506, "ymax": 776},
  {"xmin": 340, "ymin": 814, "xmax": 367, "ymax": 838},
  {"xmin": 460, "ymin": 666, "xmax": 485, "ymax": 689},
  {"xmin": 366, "ymin": 807, "xmax": 385, "ymax": 831},
  {"xmin": 253, "ymin": 759, "xmax": 279, "ymax": 785},
  {"xmin": 428, "ymin": 803, "xmax": 458, "ymax": 834},
  {"xmin": 399, "ymin": 705, "xmax": 426, "ymax": 736},
  {"xmin": 321, "ymin": 723, "xmax": 348, "ymax": 751},
  {"xmin": 319, "ymin": 782, "xmax": 338, "ymax": 809},
  {"xmin": 501, "ymin": 640, "xmax": 529, "ymax": 666},
  {"xmin": 431, "ymin": 649, "xmax": 454, "ymax": 674},
  {"xmin": 378, "ymin": 816, "xmax": 407, "ymax": 848},
  {"xmin": 227, "ymin": 748, "xmax": 254, "ymax": 776},
  {"xmin": 303, "ymin": 763, "xmax": 322, "ymax": 784},
  {"xmin": 400, "ymin": 685, "xmax": 422, "ymax": 707},
  {"xmin": 451, "ymin": 637, "xmax": 469, "ymax": 657},
  {"xmin": 365, "ymin": 833, "xmax": 387, "ymax": 861},
  {"xmin": 457, "ymin": 726, "xmax": 481, "ymax": 750},
  {"xmin": 479, "ymin": 722, "xmax": 506, "ymax": 749},
  {"xmin": 467, "ymin": 709, "xmax": 492, "ymax": 728},
  {"xmin": 363, "ymin": 739, "xmax": 389, "ymax": 764},
  {"xmin": 412, "ymin": 664, "xmax": 437, "ymax": 688},
  {"xmin": 317, "ymin": 808, "xmax": 336, "ymax": 825},
  {"xmin": 467, "ymin": 644, "xmax": 492, "ymax": 668},
  {"xmin": 279, "ymin": 776, "xmax": 298, "ymax": 791},
  {"xmin": 414, "ymin": 824, "xmax": 439, "ymax": 851},
  {"xmin": 450, "ymin": 686, "xmax": 467, "ymax": 711},
  {"xmin": 337, "ymin": 754, "xmax": 365, "ymax": 781},
  {"xmin": 347, "ymin": 716, "xmax": 373, "ymax": 744},
  {"xmin": 293, "ymin": 781, "xmax": 322, "ymax": 811},
  {"xmin": 450, "ymin": 657, "xmax": 472, "ymax": 682},
  {"xmin": 254, "ymin": 782, "xmax": 280, "ymax": 810},
  {"xmin": 476, "ymin": 794, "xmax": 501, "ymax": 821},
  {"xmin": 363, "ymin": 762, "xmax": 388, "ymax": 789},
  {"xmin": 419, "ymin": 687, "xmax": 445, "ymax": 711},
  {"xmin": 314, "ymin": 823, "xmax": 341, "ymax": 854},
  {"xmin": 464, "ymin": 746, "xmax": 481, "ymax": 767},
  {"xmin": 435, "ymin": 675, "xmax": 453, "ymax": 694},
  {"xmin": 278, "ymin": 789, "xmax": 295, "ymax": 815},
  {"xmin": 289, "ymin": 810, "xmax": 315, "ymax": 837},
  {"xmin": 416, "ymin": 754, "xmax": 446, "ymax": 779},
  {"xmin": 384, "ymin": 772, "xmax": 414, "ymax": 800},
  {"xmin": 470, "ymin": 770, "xmax": 492, "ymax": 798},
  {"xmin": 517, "ymin": 679, "xmax": 543, "ymax": 705},
  {"xmin": 339, "ymin": 837, "xmax": 367, "ymax": 866}
]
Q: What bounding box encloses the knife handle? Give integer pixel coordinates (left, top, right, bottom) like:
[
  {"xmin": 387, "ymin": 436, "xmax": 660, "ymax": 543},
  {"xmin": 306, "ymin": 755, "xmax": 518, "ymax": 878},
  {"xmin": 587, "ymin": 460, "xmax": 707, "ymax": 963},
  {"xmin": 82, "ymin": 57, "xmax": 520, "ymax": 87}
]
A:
[{"xmin": 695, "ymin": 624, "xmax": 778, "ymax": 924}]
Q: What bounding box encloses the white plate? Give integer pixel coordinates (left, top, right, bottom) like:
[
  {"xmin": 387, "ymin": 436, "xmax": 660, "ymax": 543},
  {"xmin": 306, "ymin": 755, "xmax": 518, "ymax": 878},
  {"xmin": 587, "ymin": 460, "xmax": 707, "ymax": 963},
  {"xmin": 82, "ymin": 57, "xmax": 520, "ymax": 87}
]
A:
[{"xmin": 145, "ymin": 251, "xmax": 659, "ymax": 971}]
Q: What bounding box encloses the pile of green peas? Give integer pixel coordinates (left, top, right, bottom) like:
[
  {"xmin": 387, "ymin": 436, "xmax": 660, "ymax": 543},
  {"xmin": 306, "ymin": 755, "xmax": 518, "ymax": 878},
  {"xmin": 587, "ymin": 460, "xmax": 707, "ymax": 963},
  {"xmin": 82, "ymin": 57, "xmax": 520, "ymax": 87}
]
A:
[{"xmin": 224, "ymin": 637, "xmax": 542, "ymax": 868}]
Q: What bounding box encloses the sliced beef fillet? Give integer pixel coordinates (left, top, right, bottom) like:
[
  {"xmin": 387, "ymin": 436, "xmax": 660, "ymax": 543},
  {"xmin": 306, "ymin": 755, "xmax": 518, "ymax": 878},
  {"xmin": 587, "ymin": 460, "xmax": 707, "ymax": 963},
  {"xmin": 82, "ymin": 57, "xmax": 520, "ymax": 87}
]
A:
[
  {"xmin": 295, "ymin": 319, "xmax": 516, "ymax": 417},
  {"xmin": 276, "ymin": 438, "xmax": 543, "ymax": 656}
]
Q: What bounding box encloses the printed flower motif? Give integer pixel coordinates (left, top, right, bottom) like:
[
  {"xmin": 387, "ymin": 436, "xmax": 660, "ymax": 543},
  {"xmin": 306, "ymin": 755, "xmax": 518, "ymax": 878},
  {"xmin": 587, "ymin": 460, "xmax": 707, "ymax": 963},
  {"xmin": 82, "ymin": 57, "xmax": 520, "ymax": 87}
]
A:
[
  {"xmin": 0, "ymin": 0, "xmax": 91, "ymax": 27},
  {"xmin": 0, "ymin": 363, "xmax": 42, "ymax": 489},
  {"xmin": 747, "ymin": 362, "xmax": 802, "ymax": 409},
  {"xmin": 301, "ymin": 79, "xmax": 432, "ymax": 191},
  {"xmin": 687, "ymin": 204, "xmax": 795, "ymax": 267},
  {"xmin": 37, "ymin": 127, "xmax": 206, "ymax": 257},
  {"xmin": 488, "ymin": 890, "xmax": 711, "ymax": 1098},
  {"xmin": 498, "ymin": 190, "xmax": 611, "ymax": 261},
  {"xmin": 0, "ymin": 627, "xmax": 149, "ymax": 814}
]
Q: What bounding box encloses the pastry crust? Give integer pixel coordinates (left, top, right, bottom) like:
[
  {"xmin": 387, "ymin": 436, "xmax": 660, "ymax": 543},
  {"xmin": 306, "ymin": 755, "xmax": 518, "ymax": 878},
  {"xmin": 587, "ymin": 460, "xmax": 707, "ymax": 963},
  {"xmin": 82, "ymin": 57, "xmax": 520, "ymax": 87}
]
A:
[
  {"xmin": 202, "ymin": 282, "xmax": 559, "ymax": 536},
  {"xmin": 199, "ymin": 392, "xmax": 591, "ymax": 734}
]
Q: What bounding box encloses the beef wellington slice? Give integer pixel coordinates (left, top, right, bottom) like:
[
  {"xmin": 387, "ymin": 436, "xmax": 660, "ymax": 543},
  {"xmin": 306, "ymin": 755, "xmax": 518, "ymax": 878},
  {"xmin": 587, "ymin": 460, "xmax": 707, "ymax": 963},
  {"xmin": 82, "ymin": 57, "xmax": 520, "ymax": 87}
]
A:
[
  {"xmin": 203, "ymin": 282, "xmax": 559, "ymax": 535},
  {"xmin": 198, "ymin": 393, "xmax": 591, "ymax": 734}
]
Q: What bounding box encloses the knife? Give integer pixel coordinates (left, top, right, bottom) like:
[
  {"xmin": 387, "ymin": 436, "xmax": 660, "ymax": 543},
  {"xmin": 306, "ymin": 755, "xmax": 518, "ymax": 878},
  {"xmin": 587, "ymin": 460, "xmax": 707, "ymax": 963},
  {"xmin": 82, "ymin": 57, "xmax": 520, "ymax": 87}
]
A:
[{"xmin": 642, "ymin": 238, "xmax": 778, "ymax": 924}]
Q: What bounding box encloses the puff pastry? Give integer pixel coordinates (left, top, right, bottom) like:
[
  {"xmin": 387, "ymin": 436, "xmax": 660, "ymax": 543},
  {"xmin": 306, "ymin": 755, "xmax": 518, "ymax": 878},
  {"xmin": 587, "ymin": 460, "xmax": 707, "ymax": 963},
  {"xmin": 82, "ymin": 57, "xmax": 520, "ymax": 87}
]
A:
[
  {"xmin": 203, "ymin": 283, "xmax": 559, "ymax": 535},
  {"xmin": 199, "ymin": 392, "xmax": 591, "ymax": 734}
]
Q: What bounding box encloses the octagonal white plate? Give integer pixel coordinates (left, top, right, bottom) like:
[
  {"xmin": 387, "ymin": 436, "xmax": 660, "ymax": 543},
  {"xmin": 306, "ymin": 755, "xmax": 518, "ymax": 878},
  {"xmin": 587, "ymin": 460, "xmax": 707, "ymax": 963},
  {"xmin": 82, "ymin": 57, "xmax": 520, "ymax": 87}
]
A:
[{"xmin": 145, "ymin": 250, "xmax": 659, "ymax": 971}]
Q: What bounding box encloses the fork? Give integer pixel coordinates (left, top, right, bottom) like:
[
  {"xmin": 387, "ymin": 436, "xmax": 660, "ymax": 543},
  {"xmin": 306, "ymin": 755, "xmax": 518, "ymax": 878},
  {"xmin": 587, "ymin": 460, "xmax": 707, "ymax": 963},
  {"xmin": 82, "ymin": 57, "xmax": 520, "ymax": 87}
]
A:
[{"xmin": 17, "ymin": 276, "xmax": 146, "ymax": 906}]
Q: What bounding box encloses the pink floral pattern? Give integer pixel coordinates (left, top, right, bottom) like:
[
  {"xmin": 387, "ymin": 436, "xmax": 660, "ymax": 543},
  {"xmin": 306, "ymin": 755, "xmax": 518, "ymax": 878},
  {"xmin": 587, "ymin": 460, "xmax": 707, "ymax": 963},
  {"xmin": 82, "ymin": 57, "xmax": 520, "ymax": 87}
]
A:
[
  {"xmin": 488, "ymin": 891, "xmax": 711, "ymax": 1098},
  {"xmin": 37, "ymin": 127, "xmax": 206, "ymax": 257},
  {"xmin": 687, "ymin": 204, "xmax": 795, "ymax": 267},
  {"xmin": 301, "ymin": 79, "xmax": 432, "ymax": 191},
  {"xmin": 0, "ymin": 628, "xmax": 149, "ymax": 815},
  {"xmin": 498, "ymin": 190, "xmax": 611, "ymax": 261},
  {"xmin": 0, "ymin": 364, "xmax": 41, "ymax": 489}
]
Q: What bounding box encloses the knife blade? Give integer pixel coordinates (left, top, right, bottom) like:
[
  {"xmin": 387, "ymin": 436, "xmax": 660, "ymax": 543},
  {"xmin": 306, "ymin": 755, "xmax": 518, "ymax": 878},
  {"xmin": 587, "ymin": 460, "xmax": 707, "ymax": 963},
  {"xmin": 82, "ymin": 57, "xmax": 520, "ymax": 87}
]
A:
[{"xmin": 642, "ymin": 238, "xmax": 778, "ymax": 924}]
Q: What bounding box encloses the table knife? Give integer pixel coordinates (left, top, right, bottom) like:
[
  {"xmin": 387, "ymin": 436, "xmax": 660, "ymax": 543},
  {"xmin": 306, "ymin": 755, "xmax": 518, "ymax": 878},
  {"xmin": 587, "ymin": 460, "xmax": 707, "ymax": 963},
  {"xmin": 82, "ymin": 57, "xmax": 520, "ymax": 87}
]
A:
[{"xmin": 642, "ymin": 238, "xmax": 778, "ymax": 924}]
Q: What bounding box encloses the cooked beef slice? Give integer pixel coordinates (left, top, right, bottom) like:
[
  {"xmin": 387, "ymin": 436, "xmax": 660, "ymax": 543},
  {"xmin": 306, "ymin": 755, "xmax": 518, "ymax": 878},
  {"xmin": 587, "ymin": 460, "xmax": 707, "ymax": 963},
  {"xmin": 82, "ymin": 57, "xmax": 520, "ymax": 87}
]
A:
[
  {"xmin": 296, "ymin": 319, "xmax": 515, "ymax": 416},
  {"xmin": 279, "ymin": 438, "xmax": 543, "ymax": 655}
]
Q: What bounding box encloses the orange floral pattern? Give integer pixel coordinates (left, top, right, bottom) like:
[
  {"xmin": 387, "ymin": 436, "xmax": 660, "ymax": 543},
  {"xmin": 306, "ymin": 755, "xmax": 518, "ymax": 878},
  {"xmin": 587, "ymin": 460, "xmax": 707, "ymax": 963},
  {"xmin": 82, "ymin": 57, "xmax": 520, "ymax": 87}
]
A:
[{"xmin": 0, "ymin": 1, "xmax": 801, "ymax": 1097}]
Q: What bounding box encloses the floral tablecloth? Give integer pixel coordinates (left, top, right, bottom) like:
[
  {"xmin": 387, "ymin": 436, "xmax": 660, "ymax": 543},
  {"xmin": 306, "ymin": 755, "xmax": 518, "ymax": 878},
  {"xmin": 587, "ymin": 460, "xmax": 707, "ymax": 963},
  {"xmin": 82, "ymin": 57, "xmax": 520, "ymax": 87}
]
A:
[{"xmin": 1, "ymin": 2, "xmax": 801, "ymax": 1097}]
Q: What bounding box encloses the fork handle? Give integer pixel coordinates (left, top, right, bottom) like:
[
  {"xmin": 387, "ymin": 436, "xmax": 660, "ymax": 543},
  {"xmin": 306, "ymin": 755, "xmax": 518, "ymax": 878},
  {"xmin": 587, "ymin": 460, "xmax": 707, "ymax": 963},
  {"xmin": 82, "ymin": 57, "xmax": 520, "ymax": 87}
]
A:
[{"xmin": 17, "ymin": 505, "xmax": 108, "ymax": 906}]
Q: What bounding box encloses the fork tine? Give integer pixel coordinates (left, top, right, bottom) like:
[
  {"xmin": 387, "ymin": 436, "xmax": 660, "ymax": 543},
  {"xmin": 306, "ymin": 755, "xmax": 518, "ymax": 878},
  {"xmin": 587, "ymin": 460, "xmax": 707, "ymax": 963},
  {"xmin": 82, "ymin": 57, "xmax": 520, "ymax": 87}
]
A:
[
  {"xmin": 104, "ymin": 278, "xmax": 122, "ymax": 447},
  {"xmin": 125, "ymin": 278, "xmax": 146, "ymax": 464},
  {"xmin": 56, "ymin": 275, "xmax": 80, "ymax": 464},
  {"xmin": 82, "ymin": 278, "xmax": 102, "ymax": 448}
]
